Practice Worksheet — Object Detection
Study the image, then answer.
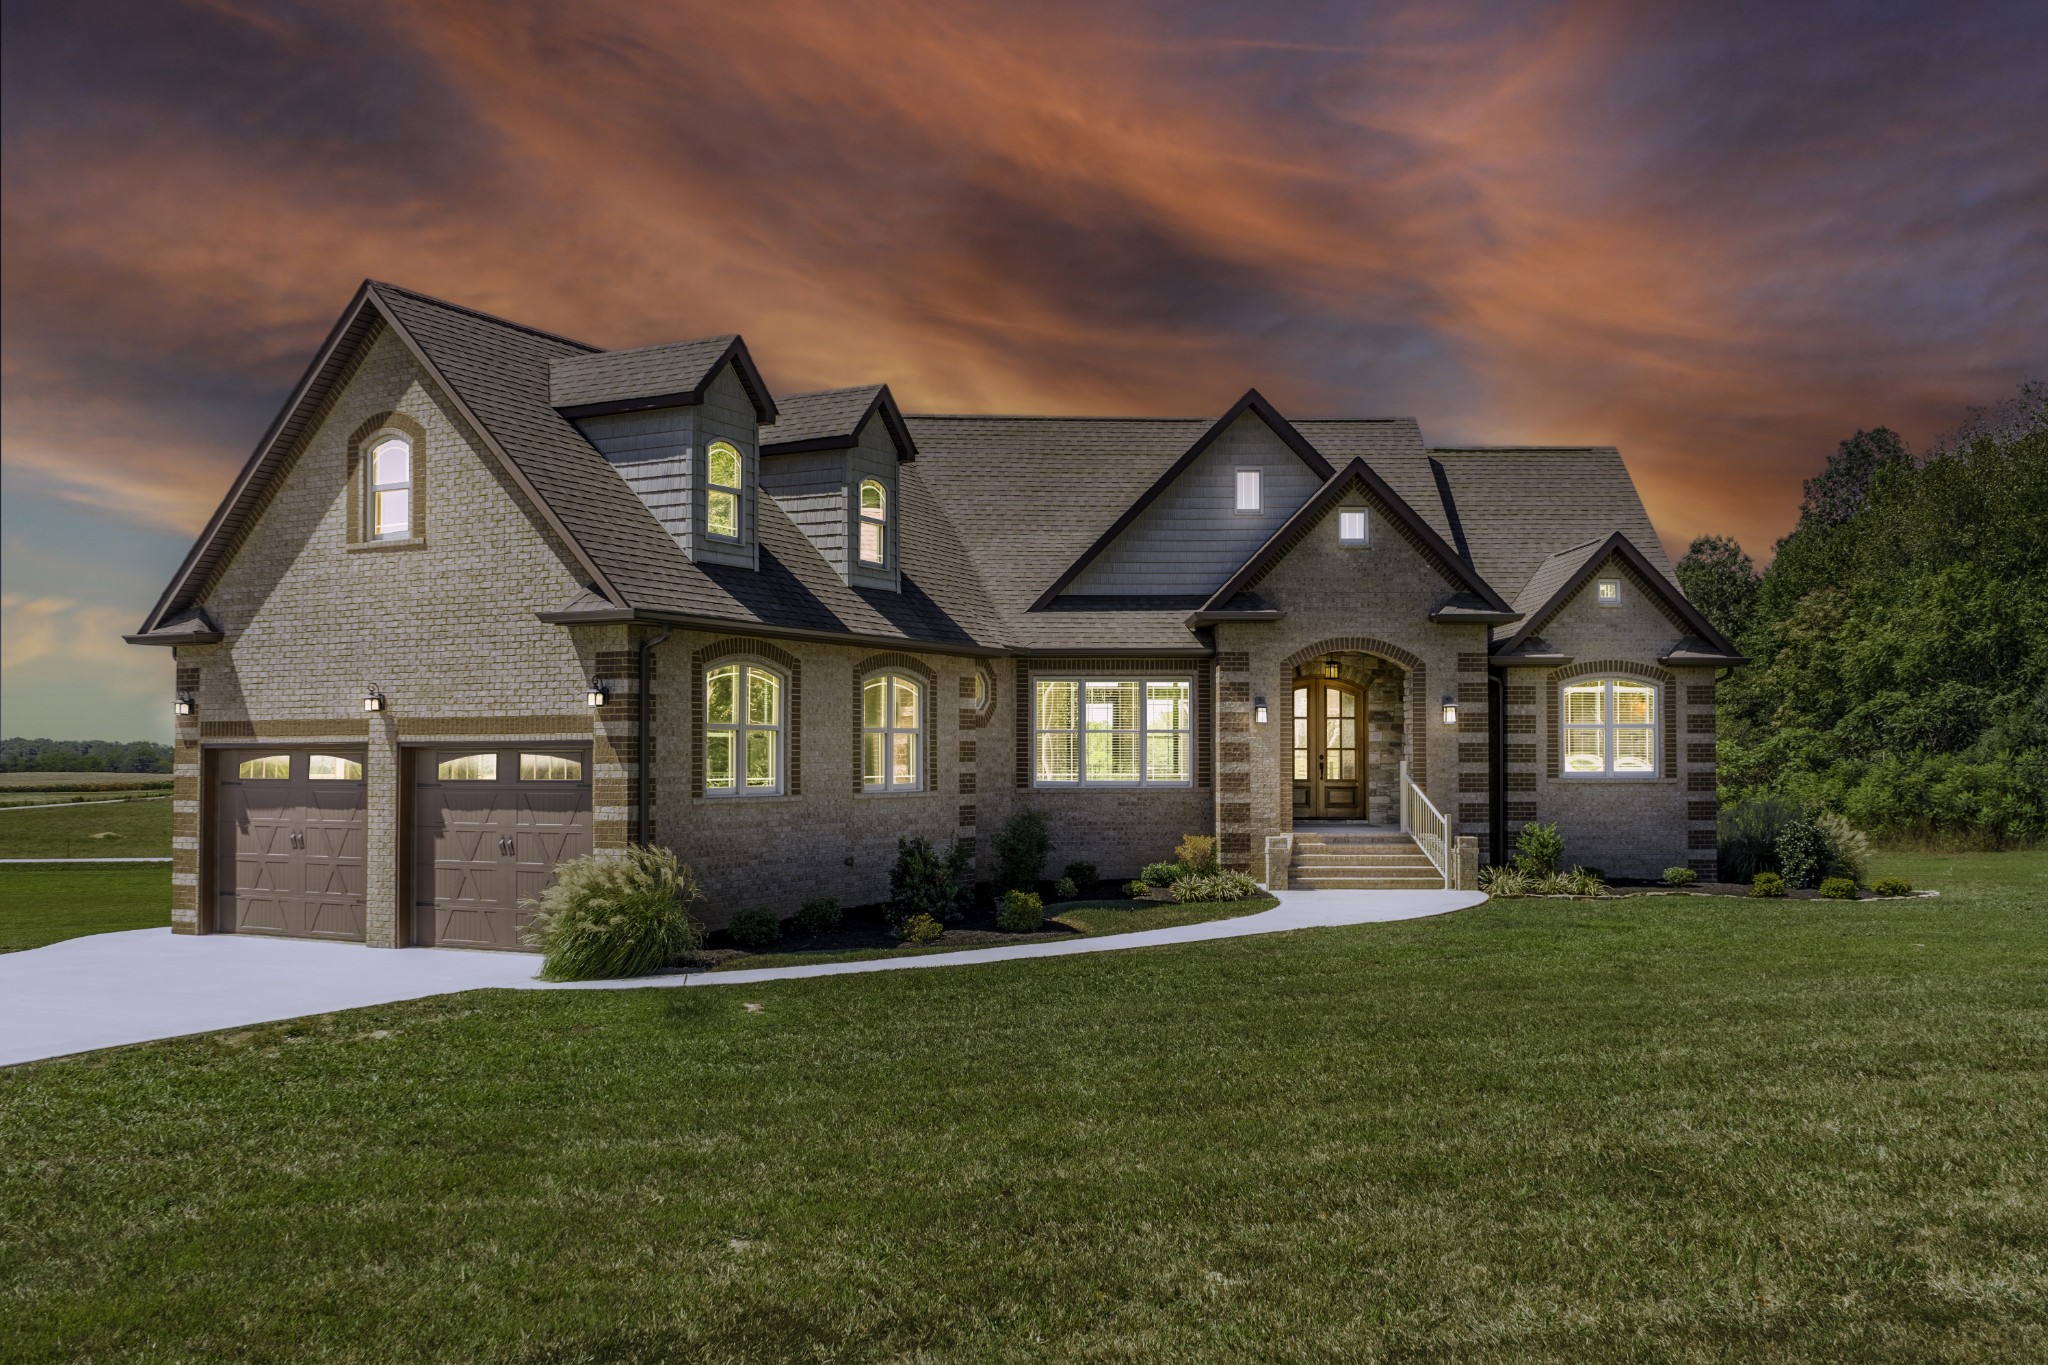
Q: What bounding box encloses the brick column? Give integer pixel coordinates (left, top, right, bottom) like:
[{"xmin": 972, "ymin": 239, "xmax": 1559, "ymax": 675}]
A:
[
  {"xmin": 170, "ymin": 660, "xmax": 202, "ymax": 934},
  {"xmin": 363, "ymin": 710, "xmax": 401, "ymax": 947}
]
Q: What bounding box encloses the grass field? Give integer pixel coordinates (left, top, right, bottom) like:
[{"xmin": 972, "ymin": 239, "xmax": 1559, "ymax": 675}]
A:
[
  {"xmin": 0, "ymin": 771, "xmax": 172, "ymax": 790},
  {"xmin": 1, "ymin": 853, "xmax": 2041, "ymax": 1361},
  {"xmin": 0, "ymin": 795, "xmax": 171, "ymax": 858},
  {"xmin": 0, "ymin": 864, "xmax": 171, "ymax": 952}
]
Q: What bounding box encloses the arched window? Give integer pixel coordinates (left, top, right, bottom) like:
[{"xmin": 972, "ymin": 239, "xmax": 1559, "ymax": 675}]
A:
[
  {"xmin": 862, "ymin": 673, "xmax": 922, "ymax": 792},
  {"xmin": 706, "ymin": 441, "xmax": 743, "ymax": 541},
  {"xmin": 706, "ymin": 662, "xmax": 783, "ymax": 795},
  {"xmin": 1561, "ymin": 678, "xmax": 1657, "ymax": 776},
  {"xmin": 368, "ymin": 434, "xmax": 412, "ymax": 540},
  {"xmin": 858, "ymin": 479, "xmax": 887, "ymax": 565}
]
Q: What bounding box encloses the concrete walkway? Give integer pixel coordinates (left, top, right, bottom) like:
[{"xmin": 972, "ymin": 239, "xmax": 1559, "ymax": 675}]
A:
[{"xmin": 0, "ymin": 889, "xmax": 1483, "ymax": 1066}]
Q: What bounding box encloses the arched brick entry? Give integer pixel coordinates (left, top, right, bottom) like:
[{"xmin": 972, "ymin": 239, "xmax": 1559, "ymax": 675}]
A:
[{"xmin": 1282, "ymin": 637, "xmax": 1428, "ymax": 786}]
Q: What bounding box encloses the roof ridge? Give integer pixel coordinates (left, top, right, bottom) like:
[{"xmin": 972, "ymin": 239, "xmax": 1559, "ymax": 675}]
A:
[
  {"xmin": 368, "ymin": 281, "xmax": 601, "ymax": 352},
  {"xmin": 905, "ymin": 413, "xmax": 1211, "ymax": 423},
  {"xmin": 772, "ymin": 383, "xmax": 885, "ymax": 401},
  {"xmin": 1429, "ymin": 444, "xmax": 1617, "ymax": 453},
  {"xmin": 584, "ymin": 333, "xmax": 741, "ymax": 360}
]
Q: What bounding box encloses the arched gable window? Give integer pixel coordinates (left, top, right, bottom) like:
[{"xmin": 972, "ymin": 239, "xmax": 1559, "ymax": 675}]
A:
[
  {"xmin": 368, "ymin": 433, "xmax": 412, "ymax": 540},
  {"xmin": 1561, "ymin": 677, "xmax": 1657, "ymax": 776},
  {"xmin": 858, "ymin": 479, "xmax": 887, "ymax": 566},
  {"xmin": 705, "ymin": 661, "xmax": 784, "ymax": 795},
  {"xmin": 707, "ymin": 441, "xmax": 743, "ymax": 541},
  {"xmin": 861, "ymin": 673, "xmax": 922, "ymax": 792}
]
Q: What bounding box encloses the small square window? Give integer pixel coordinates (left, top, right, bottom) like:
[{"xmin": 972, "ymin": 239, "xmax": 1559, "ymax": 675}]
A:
[
  {"xmin": 1597, "ymin": 578, "xmax": 1621, "ymax": 605},
  {"xmin": 1338, "ymin": 510, "xmax": 1368, "ymax": 544},
  {"xmin": 1235, "ymin": 469, "xmax": 1262, "ymax": 512}
]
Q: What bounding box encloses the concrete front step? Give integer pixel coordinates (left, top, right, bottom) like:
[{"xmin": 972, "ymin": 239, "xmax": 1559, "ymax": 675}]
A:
[
  {"xmin": 1291, "ymin": 835, "xmax": 1415, "ymax": 848},
  {"xmin": 1293, "ymin": 853, "xmax": 1439, "ymax": 868},
  {"xmin": 1290, "ymin": 876, "xmax": 1447, "ymax": 890}
]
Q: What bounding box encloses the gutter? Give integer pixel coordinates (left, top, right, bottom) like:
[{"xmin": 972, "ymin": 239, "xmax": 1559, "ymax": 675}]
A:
[{"xmin": 536, "ymin": 607, "xmax": 1004, "ymax": 659}]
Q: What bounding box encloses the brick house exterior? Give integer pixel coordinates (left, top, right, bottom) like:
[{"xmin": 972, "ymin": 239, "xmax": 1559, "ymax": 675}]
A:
[{"xmin": 130, "ymin": 282, "xmax": 1744, "ymax": 946}]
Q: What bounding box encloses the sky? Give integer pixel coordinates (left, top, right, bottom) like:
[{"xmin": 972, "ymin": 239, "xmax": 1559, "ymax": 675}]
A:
[{"xmin": 3, "ymin": 0, "xmax": 2044, "ymax": 743}]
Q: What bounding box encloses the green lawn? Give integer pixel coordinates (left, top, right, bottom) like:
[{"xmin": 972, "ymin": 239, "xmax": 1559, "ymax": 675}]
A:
[
  {"xmin": 2, "ymin": 856, "xmax": 2042, "ymax": 1361},
  {"xmin": 0, "ymin": 864, "xmax": 171, "ymax": 952},
  {"xmin": 0, "ymin": 795, "xmax": 171, "ymax": 858}
]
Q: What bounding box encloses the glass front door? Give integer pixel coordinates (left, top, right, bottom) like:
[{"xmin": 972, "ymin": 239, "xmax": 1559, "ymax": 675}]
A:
[{"xmin": 1291, "ymin": 680, "xmax": 1364, "ymax": 819}]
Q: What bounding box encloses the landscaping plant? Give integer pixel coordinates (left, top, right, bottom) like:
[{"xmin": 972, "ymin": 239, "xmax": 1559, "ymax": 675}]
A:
[
  {"xmin": 520, "ymin": 845, "xmax": 705, "ymax": 982},
  {"xmin": 1174, "ymin": 834, "xmax": 1220, "ymax": 875},
  {"xmin": 898, "ymin": 913, "xmax": 943, "ymax": 944},
  {"xmin": 1169, "ymin": 871, "xmax": 1260, "ymax": 904},
  {"xmin": 726, "ymin": 907, "xmax": 782, "ymax": 949},
  {"xmin": 1717, "ymin": 797, "xmax": 1798, "ymax": 882},
  {"xmin": 791, "ymin": 897, "xmax": 842, "ymax": 935},
  {"xmin": 889, "ymin": 835, "xmax": 971, "ymax": 925},
  {"xmin": 1775, "ymin": 814, "xmax": 1830, "ymax": 888},
  {"xmin": 1138, "ymin": 861, "xmax": 1187, "ymax": 889},
  {"xmin": 1661, "ymin": 866, "xmax": 1699, "ymax": 886},
  {"xmin": 1749, "ymin": 871, "xmax": 1788, "ymax": 898},
  {"xmin": 996, "ymin": 889, "xmax": 1044, "ymax": 932},
  {"xmin": 1478, "ymin": 865, "xmax": 1530, "ymax": 896},
  {"xmin": 1512, "ymin": 821, "xmax": 1564, "ymax": 876},
  {"xmin": 1816, "ymin": 811, "xmax": 1872, "ymax": 884},
  {"xmin": 993, "ymin": 808, "xmax": 1050, "ymax": 893},
  {"xmin": 1051, "ymin": 876, "xmax": 1078, "ymax": 902},
  {"xmin": 1873, "ymin": 876, "xmax": 1913, "ymax": 896},
  {"xmin": 1819, "ymin": 877, "xmax": 1859, "ymax": 900},
  {"xmin": 1062, "ymin": 861, "xmax": 1096, "ymax": 888}
]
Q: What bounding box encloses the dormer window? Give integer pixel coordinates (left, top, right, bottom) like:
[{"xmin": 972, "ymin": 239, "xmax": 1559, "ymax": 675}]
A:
[
  {"xmin": 706, "ymin": 441, "xmax": 743, "ymax": 541},
  {"xmin": 368, "ymin": 435, "xmax": 412, "ymax": 540},
  {"xmin": 859, "ymin": 479, "xmax": 887, "ymax": 565}
]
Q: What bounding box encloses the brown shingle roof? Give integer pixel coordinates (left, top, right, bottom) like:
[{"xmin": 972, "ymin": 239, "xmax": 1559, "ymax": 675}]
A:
[{"xmin": 761, "ymin": 385, "xmax": 917, "ymax": 459}]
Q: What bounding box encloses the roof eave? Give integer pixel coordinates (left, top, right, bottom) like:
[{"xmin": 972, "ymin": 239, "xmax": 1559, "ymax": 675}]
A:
[
  {"xmin": 123, "ymin": 629, "xmax": 224, "ymax": 647},
  {"xmin": 1184, "ymin": 609, "xmax": 1285, "ymax": 627},
  {"xmin": 1428, "ymin": 607, "xmax": 1523, "ymax": 626},
  {"xmin": 1660, "ymin": 649, "xmax": 1751, "ymax": 667},
  {"xmin": 531, "ymin": 607, "xmax": 1006, "ymax": 657}
]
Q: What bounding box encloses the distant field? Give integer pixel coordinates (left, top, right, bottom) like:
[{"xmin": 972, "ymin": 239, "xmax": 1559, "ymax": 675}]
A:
[
  {"xmin": 0, "ymin": 864, "xmax": 170, "ymax": 951},
  {"xmin": 0, "ymin": 798, "xmax": 172, "ymax": 859},
  {"xmin": 0, "ymin": 772, "xmax": 173, "ymax": 790}
]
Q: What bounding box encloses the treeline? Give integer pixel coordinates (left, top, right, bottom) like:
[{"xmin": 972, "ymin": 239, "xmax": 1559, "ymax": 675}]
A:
[
  {"xmin": 0, "ymin": 738, "xmax": 174, "ymax": 773},
  {"xmin": 1677, "ymin": 383, "xmax": 2047, "ymax": 847}
]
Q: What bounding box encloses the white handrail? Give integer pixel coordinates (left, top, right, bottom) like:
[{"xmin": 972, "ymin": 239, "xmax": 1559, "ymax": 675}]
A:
[{"xmin": 1399, "ymin": 759, "xmax": 1451, "ymax": 887}]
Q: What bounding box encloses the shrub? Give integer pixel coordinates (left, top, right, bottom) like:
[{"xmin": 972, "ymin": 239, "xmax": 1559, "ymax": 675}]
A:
[
  {"xmin": 727, "ymin": 907, "xmax": 782, "ymax": 948},
  {"xmin": 1873, "ymin": 876, "xmax": 1913, "ymax": 896},
  {"xmin": 1749, "ymin": 872, "xmax": 1787, "ymax": 898},
  {"xmin": 1169, "ymin": 871, "xmax": 1260, "ymax": 903},
  {"xmin": 899, "ymin": 913, "xmax": 943, "ymax": 944},
  {"xmin": 1174, "ymin": 834, "xmax": 1220, "ymax": 875},
  {"xmin": 1123, "ymin": 879, "xmax": 1148, "ymax": 899},
  {"xmin": 1139, "ymin": 861, "xmax": 1189, "ymax": 888},
  {"xmin": 792, "ymin": 896, "xmax": 842, "ymax": 935},
  {"xmin": 1562, "ymin": 866, "xmax": 1607, "ymax": 897},
  {"xmin": 521, "ymin": 845, "xmax": 706, "ymax": 982},
  {"xmin": 1816, "ymin": 811, "xmax": 1872, "ymax": 884},
  {"xmin": 993, "ymin": 808, "xmax": 1050, "ymax": 893},
  {"xmin": 1579, "ymin": 866, "xmax": 1607, "ymax": 882},
  {"xmin": 1513, "ymin": 822, "xmax": 1564, "ymax": 876},
  {"xmin": 1818, "ymin": 876, "xmax": 1859, "ymax": 900},
  {"xmin": 1052, "ymin": 876, "xmax": 1079, "ymax": 901},
  {"xmin": 1479, "ymin": 866, "xmax": 1531, "ymax": 897},
  {"xmin": 1718, "ymin": 798, "xmax": 1799, "ymax": 882},
  {"xmin": 889, "ymin": 836, "xmax": 972, "ymax": 924},
  {"xmin": 996, "ymin": 889, "xmax": 1044, "ymax": 932},
  {"xmin": 1063, "ymin": 861, "xmax": 1097, "ymax": 887},
  {"xmin": 1775, "ymin": 816, "xmax": 1830, "ymax": 888},
  {"xmin": 1661, "ymin": 866, "xmax": 1699, "ymax": 886}
]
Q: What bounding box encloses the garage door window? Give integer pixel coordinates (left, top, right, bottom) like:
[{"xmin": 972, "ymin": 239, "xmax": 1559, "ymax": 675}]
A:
[
  {"xmin": 309, "ymin": 754, "xmax": 363, "ymax": 780},
  {"xmin": 437, "ymin": 752, "xmax": 498, "ymax": 781},
  {"xmin": 238, "ymin": 754, "xmax": 291, "ymax": 780},
  {"xmin": 520, "ymin": 752, "xmax": 583, "ymax": 781}
]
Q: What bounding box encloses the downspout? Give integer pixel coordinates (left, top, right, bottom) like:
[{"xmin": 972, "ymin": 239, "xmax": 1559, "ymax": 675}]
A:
[
  {"xmin": 637, "ymin": 625, "xmax": 674, "ymax": 846},
  {"xmin": 1487, "ymin": 670, "xmax": 1507, "ymax": 868}
]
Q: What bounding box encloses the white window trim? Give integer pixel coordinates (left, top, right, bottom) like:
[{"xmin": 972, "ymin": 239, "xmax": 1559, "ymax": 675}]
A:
[
  {"xmin": 704, "ymin": 661, "xmax": 786, "ymax": 797},
  {"xmin": 1337, "ymin": 508, "xmax": 1370, "ymax": 545},
  {"xmin": 1031, "ymin": 676, "xmax": 1195, "ymax": 788},
  {"xmin": 857, "ymin": 478, "xmax": 888, "ymax": 567},
  {"xmin": 366, "ymin": 431, "xmax": 413, "ymax": 541},
  {"xmin": 861, "ymin": 671, "xmax": 924, "ymax": 794},
  {"xmin": 1234, "ymin": 468, "xmax": 1263, "ymax": 513},
  {"xmin": 705, "ymin": 440, "xmax": 745, "ymax": 544},
  {"xmin": 1596, "ymin": 577, "xmax": 1622, "ymax": 606},
  {"xmin": 1559, "ymin": 677, "xmax": 1659, "ymax": 781}
]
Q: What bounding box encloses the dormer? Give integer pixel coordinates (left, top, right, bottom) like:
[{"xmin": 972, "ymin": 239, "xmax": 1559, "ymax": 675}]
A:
[
  {"xmin": 551, "ymin": 336, "xmax": 778, "ymax": 569},
  {"xmin": 758, "ymin": 385, "xmax": 916, "ymax": 592}
]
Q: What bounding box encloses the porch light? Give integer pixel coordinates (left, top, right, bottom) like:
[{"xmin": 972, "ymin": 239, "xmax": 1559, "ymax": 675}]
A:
[
  {"xmin": 1323, "ymin": 657, "xmax": 1340, "ymax": 679},
  {"xmin": 173, "ymin": 695, "xmax": 195, "ymax": 716},
  {"xmin": 363, "ymin": 690, "xmax": 385, "ymax": 712},
  {"xmin": 1441, "ymin": 693, "xmax": 1458, "ymax": 726},
  {"xmin": 1254, "ymin": 696, "xmax": 1269, "ymax": 725},
  {"xmin": 586, "ymin": 684, "xmax": 609, "ymax": 708}
]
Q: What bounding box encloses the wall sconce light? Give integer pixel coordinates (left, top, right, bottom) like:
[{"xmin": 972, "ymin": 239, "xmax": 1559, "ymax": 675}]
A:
[
  {"xmin": 362, "ymin": 690, "xmax": 385, "ymax": 713},
  {"xmin": 1254, "ymin": 696, "xmax": 1269, "ymax": 724},
  {"xmin": 173, "ymin": 695, "xmax": 195, "ymax": 716},
  {"xmin": 1441, "ymin": 693, "xmax": 1458, "ymax": 726},
  {"xmin": 586, "ymin": 684, "xmax": 609, "ymax": 708},
  {"xmin": 1323, "ymin": 657, "xmax": 1340, "ymax": 679}
]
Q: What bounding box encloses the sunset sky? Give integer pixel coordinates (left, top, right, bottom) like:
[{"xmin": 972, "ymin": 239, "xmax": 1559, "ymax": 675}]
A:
[{"xmin": 3, "ymin": 0, "xmax": 2043, "ymax": 741}]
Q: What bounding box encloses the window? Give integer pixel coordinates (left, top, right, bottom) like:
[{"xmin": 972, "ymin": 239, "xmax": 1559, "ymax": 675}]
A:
[
  {"xmin": 706, "ymin": 662, "xmax": 782, "ymax": 795},
  {"xmin": 1033, "ymin": 677, "xmax": 1191, "ymax": 786},
  {"xmin": 237, "ymin": 754, "xmax": 290, "ymax": 780},
  {"xmin": 1338, "ymin": 509, "xmax": 1369, "ymax": 544},
  {"xmin": 368, "ymin": 435, "xmax": 412, "ymax": 540},
  {"xmin": 437, "ymin": 753, "xmax": 498, "ymax": 781},
  {"xmin": 862, "ymin": 673, "xmax": 922, "ymax": 792},
  {"xmin": 858, "ymin": 479, "xmax": 887, "ymax": 566},
  {"xmin": 308, "ymin": 754, "xmax": 362, "ymax": 780},
  {"xmin": 706, "ymin": 440, "xmax": 743, "ymax": 541},
  {"xmin": 1596, "ymin": 577, "xmax": 1621, "ymax": 606},
  {"xmin": 1561, "ymin": 679, "xmax": 1657, "ymax": 776},
  {"xmin": 519, "ymin": 753, "xmax": 582, "ymax": 781},
  {"xmin": 1235, "ymin": 469, "xmax": 1262, "ymax": 512}
]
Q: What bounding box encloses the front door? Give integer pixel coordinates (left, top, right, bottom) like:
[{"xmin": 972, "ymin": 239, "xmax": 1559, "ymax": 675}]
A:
[{"xmin": 1292, "ymin": 680, "xmax": 1364, "ymax": 819}]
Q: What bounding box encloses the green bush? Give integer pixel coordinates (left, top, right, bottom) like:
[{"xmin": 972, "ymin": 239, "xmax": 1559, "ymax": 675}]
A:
[
  {"xmin": 1749, "ymin": 872, "xmax": 1787, "ymax": 898},
  {"xmin": 1815, "ymin": 811, "xmax": 1872, "ymax": 884},
  {"xmin": 1169, "ymin": 871, "xmax": 1260, "ymax": 904},
  {"xmin": 1062, "ymin": 861, "xmax": 1097, "ymax": 887},
  {"xmin": 1139, "ymin": 861, "xmax": 1189, "ymax": 888},
  {"xmin": 1562, "ymin": 867, "xmax": 1607, "ymax": 897},
  {"xmin": 889, "ymin": 835, "xmax": 972, "ymax": 924},
  {"xmin": 1123, "ymin": 879, "xmax": 1148, "ymax": 899},
  {"xmin": 792, "ymin": 896, "xmax": 842, "ymax": 935},
  {"xmin": 899, "ymin": 913, "xmax": 943, "ymax": 944},
  {"xmin": 996, "ymin": 889, "xmax": 1044, "ymax": 932},
  {"xmin": 993, "ymin": 808, "xmax": 1050, "ymax": 893},
  {"xmin": 1873, "ymin": 876, "xmax": 1913, "ymax": 896},
  {"xmin": 727, "ymin": 907, "xmax": 782, "ymax": 948},
  {"xmin": 1174, "ymin": 834, "xmax": 1220, "ymax": 875},
  {"xmin": 1718, "ymin": 798, "xmax": 1798, "ymax": 882},
  {"xmin": 1818, "ymin": 876, "xmax": 1859, "ymax": 900},
  {"xmin": 1513, "ymin": 822, "xmax": 1565, "ymax": 876},
  {"xmin": 1661, "ymin": 866, "xmax": 1699, "ymax": 886},
  {"xmin": 1775, "ymin": 816, "xmax": 1830, "ymax": 888},
  {"xmin": 1478, "ymin": 865, "xmax": 1530, "ymax": 896},
  {"xmin": 1051, "ymin": 876, "xmax": 1078, "ymax": 901},
  {"xmin": 521, "ymin": 845, "xmax": 705, "ymax": 982}
]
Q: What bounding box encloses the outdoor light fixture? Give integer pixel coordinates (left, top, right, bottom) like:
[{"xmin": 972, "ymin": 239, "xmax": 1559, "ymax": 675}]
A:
[
  {"xmin": 173, "ymin": 695, "xmax": 195, "ymax": 716},
  {"xmin": 1254, "ymin": 696, "xmax": 1269, "ymax": 724},
  {"xmin": 586, "ymin": 684, "xmax": 609, "ymax": 708},
  {"xmin": 1441, "ymin": 693, "xmax": 1458, "ymax": 726},
  {"xmin": 362, "ymin": 690, "xmax": 385, "ymax": 712},
  {"xmin": 1324, "ymin": 657, "xmax": 1340, "ymax": 679}
]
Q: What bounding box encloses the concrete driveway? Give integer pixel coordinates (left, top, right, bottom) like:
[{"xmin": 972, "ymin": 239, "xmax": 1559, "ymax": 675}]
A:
[{"xmin": 0, "ymin": 889, "xmax": 1484, "ymax": 1066}]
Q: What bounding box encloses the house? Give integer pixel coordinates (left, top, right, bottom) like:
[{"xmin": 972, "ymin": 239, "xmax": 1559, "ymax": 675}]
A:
[{"xmin": 127, "ymin": 282, "xmax": 1745, "ymax": 948}]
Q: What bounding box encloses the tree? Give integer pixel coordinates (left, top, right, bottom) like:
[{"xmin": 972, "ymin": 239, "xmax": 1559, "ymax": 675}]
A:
[
  {"xmin": 1798, "ymin": 427, "xmax": 1910, "ymax": 528},
  {"xmin": 1674, "ymin": 534, "xmax": 1760, "ymax": 642}
]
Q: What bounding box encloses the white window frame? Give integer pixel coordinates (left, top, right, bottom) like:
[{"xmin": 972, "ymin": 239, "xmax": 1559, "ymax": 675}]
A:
[
  {"xmin": 367, "ymin": 433, "xmax": 413, "ymax": 541},
  {"xmin": 858, "ymin": 479, "xmax": 887, "ymax": 566},
  {"xmin": 706, "ymin": 440, "xmax": 744, "ymax": 543},
  {"xmin": 1596, "ymin": 577, "xmax": 1622, "ymax": 607},
  {"xmin": 1337, "ymin": 509, "xmax": 1369, "ymax": 545},
  {"xmin": 861, "ymin": 672, "xmax": 923, "ymax": 793},
  {"xmin": 704, "ymin": 661, "xmax": 785, "ymax": 796},
  {"xmin": 1031, "ymin": 676, "xmax": 1194, "ymax": 788},
  {"xmin": 1559, "ymin": 677, "xmax": 1658, "ymax": 779},
  {"xmin": 1234, "ymin": 468, "xmax": 1262, "ymax": 513}
]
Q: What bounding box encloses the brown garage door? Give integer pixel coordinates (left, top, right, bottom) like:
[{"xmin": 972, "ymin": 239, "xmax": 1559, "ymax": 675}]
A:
[
  {"xmin": 214, "ymin": 749, "xmax": 369, "ymax": 940},
  {"xmin": 412, "ymin": 746, "xmax": 593, "ymax": 951}
]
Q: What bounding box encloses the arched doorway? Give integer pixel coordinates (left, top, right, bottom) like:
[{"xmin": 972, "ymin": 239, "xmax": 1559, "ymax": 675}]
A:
[{"xmin": 1292, "ymin": 676, "xmax": 1365, "ymax": 819}]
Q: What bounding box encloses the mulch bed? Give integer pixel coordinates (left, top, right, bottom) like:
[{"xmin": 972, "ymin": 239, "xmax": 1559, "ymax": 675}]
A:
[
  {"xmin": 679, "ymin": 888, "xmax": 1122, "ymax": 969},
  {"xmin": 1601, "ymin": 880, "xmax": 1932, "ymax": 901}
]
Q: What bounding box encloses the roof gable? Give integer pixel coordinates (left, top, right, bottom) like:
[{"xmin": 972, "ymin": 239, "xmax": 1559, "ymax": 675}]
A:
[
  {"xmin": 549, "ymin": 335, "xmax": 777, "ymax": 422},
  {"xmin": 761, "ymin": 384, "xmax": 917, "ymax": 460},
  {"xmin": 1492, "ymin": 532, "xmax": 1740, "ymax": 658}
]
